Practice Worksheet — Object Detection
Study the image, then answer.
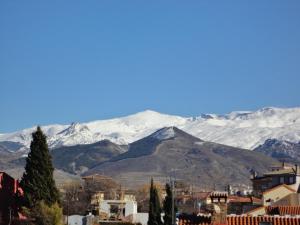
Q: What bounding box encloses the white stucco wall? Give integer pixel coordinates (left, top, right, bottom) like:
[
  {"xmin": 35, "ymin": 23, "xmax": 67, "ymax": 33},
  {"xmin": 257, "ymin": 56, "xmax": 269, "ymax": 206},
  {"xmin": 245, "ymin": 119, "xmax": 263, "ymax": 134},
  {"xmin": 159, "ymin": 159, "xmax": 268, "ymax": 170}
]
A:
[
  {"xmin": 67, "ymin": 215, "xmax": 83, "ymax": 225},
  {"xmin": 99, "ymin": 200, "xmax": 137, "ymax": 217},
  {"xmin": 133, "ymin": 213, "xmax": 148, "ymax": 225}
]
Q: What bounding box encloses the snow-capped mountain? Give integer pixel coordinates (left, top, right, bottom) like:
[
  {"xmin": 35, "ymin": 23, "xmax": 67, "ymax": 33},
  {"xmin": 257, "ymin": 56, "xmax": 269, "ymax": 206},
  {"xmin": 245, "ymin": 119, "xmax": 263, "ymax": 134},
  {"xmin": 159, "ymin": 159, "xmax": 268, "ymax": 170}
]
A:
[
  {"xmin": 0, "ymin": 107, "xmax": 300, "ymax": 150},
  {"xmin": 86, "ymin": 126, "xmax": 278, "ymax": 188}
]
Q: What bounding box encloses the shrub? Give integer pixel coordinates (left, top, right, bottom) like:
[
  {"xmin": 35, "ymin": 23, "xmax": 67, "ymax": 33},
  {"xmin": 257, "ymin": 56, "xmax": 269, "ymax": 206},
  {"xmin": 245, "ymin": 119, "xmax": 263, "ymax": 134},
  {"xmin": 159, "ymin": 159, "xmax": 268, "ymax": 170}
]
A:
[{"xmin": 23, "ymin": 201, "xmax": 63, "ymax": 225}]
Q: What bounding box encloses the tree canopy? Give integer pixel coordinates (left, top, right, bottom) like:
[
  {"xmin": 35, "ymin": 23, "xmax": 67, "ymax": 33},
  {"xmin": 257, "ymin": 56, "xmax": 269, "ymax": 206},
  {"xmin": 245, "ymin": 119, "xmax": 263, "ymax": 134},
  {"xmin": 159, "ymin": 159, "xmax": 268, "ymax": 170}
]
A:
[
  {"xmin": 148, "ymin": 178, "xmax": 162, "ymax": 225},
  {"xmin": 163, "ymin": 183, "xmax": 177, "ymax": 225},
  {"xmin": 21, "ymin": 126, "xmax": 60, "ymax": 207}
]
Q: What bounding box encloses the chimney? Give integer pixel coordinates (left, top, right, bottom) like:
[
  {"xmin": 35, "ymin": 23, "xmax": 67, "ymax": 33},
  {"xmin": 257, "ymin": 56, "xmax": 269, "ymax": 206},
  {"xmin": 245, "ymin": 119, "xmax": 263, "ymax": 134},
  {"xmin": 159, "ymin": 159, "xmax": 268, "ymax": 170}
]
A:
[
  {"xmin": 210, "ymin": 192, "xmax": 228, "ymax": 225},
  {"xmin": 295, "ymin": 164, "xmax": 298, "ymax": 174}
]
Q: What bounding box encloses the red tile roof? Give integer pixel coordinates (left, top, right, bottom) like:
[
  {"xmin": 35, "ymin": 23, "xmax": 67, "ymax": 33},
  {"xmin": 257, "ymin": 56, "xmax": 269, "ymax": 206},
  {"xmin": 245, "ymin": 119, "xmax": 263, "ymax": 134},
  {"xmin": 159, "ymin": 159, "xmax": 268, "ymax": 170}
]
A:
[
  {"xmin": 176, "ymin": 192, "xmax": 211, "ymax": 201},
  {"xmin": 228, "ymin": 196, "xmax": 261, "ymax": 204},
  {"xmin": 179, "ymin": 214, "xmax": 300, "ymax": 225},
  {"xmin": 266, "ymin": 206, "xmax": 300, "ymax": 216},
  {"xmin": 227, "ymin": 215, "xmax": 300, "ymax": 225}
]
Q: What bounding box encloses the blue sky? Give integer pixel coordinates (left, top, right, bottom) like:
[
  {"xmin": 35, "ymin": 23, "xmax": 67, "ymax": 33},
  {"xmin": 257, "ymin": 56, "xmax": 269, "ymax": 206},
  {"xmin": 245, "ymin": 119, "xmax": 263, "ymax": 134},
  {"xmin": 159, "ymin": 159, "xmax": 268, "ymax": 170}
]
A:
[{"xmin": 1, "ymin": 1, "xmax": 300, "ymax": 132}]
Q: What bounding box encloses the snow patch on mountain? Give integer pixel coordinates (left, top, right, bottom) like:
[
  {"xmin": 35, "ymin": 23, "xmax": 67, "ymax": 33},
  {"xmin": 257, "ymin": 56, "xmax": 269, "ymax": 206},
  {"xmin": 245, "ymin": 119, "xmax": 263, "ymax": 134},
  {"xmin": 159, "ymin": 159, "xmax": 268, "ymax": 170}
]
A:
[
  {"xmin": 1, "ymin": 107, "xmax": 300, "ymax": 150},
  {"xmin": 151, "ymin": 127, "xmax": 176, "ymax": 140}
]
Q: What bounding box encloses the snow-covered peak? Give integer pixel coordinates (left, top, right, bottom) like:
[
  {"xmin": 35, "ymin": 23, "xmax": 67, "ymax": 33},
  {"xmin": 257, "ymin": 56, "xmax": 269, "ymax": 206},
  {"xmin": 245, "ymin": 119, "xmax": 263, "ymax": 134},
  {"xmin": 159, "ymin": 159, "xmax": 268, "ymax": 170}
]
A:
[
  {"xmin": 0, "ymin": 106, "xmax": 300, "ymax": 150},
  {"xmin": 151, "ymin": 127, "xmax": 176, "ymax": 140},
  {"xmin": 199, "ymin": 114, "xmax": 218, "ymax": 119}
]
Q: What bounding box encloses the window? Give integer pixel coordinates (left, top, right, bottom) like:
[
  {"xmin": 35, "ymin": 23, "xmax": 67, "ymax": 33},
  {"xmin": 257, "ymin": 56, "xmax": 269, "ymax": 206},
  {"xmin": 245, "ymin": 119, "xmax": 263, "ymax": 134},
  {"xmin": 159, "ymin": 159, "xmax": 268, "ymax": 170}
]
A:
[
  {"xmin": 289, "ymin": 177, "xmax": 294, "ymax": 184},
  {"xmin": 280, "ymin": 177, "xmax": 284, "ymax": 184}
]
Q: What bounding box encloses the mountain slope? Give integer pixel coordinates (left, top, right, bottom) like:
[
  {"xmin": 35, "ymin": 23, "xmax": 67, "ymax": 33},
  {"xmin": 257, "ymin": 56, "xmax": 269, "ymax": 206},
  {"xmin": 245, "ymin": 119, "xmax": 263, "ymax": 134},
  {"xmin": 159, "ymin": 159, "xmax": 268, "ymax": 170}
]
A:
[
  {"xmin": 0, "ymin": 141, "xmax": 25, "ymax": 152},
  {"xmin": 1, "ymin": 106, "xmax": 300, "ymax": 150},
  {"xmin": 254, "ymin": 139, "xmax": 300, "ymax": 164},
  {"xmin": 86, "ymin": 127, "xmax": 278, "ymax": 188},
  {"xmin": 51, "ymin": 140, "xmax": 127, "ymax": 174}
]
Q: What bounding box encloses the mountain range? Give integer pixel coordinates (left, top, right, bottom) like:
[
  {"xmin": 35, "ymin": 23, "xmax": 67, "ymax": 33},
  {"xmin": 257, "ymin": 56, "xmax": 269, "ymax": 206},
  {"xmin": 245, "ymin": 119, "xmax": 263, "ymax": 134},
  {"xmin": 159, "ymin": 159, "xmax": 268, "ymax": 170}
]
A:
[
  {"xmin": 85, "ymin": 127, "xmax": 278, "ymax": 188},
  {"xmin": 0, "ymin": 126, "xmax": 280, "ymax": 189},
  {"xmin": 1, "ymin": 106, "xmax": 299, "ymax": 188},
  {"xmin": 1, "ymin": 106, "xmax": 300, "ymax": 151}
]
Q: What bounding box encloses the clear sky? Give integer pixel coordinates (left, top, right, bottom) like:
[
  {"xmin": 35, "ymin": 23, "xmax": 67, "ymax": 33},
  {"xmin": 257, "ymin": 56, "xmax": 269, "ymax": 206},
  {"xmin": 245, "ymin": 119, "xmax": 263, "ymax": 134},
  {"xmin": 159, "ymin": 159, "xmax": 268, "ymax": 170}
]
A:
[{"xmin": 1, "ymin": 1, "xmax": 300, "ymax": 132}]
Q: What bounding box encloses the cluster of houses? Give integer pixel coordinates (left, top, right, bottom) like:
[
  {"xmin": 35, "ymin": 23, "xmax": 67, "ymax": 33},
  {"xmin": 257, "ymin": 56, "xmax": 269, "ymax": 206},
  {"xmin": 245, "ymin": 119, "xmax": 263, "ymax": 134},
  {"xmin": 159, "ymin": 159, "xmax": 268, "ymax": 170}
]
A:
[
  {"xmin": 179, "ymin": 162, "xmax": 300, "ymax": 225},
  {"xmin": 65, "ymin": 162, "xmax": 300, "ymax": 225},
  {"xmin": 2, "ymin": 162, "xmax": 300, "ymax": 225}
]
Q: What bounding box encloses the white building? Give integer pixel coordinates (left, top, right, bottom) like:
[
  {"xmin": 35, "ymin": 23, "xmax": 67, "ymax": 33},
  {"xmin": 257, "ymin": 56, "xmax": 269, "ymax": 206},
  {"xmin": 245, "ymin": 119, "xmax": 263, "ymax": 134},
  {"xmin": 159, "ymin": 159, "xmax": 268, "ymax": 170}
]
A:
[{"xmin": 99, "ymin": 198, "xmax": 137, "ymax": 220}]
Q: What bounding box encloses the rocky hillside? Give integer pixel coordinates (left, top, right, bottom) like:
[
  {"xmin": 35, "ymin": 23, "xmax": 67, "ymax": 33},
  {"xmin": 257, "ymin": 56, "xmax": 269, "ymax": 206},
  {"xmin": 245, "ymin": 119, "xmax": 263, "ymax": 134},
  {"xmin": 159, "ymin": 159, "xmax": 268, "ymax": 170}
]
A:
[
  {"xmin": 87, "ymin": 127, "xmax": 278, "ymax": 188},
  {"xmin": 254, "ymin": 139, "xmax": 300, "ymax": 164},
  {"xmin": 51, "ymin": 140, "xmax": 127, "ymax": 174}
]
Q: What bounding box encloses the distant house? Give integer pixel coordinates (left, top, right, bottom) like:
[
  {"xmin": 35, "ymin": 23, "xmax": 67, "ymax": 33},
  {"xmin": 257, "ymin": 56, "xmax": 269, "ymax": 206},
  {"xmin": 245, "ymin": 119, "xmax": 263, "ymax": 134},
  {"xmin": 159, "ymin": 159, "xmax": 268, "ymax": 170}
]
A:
[
  {"xmin": 0, "ymin": 171, "xmax": 24, "ymax": 224},
  {"xmin": 176, "ymin": 192, "xmax": 211, "ymax": 213},
  {"xmin": 247, "ymin": 205, "xmax": 300, "ymax": 217},
  {"xmin": 178, "ymin": 194, "xmax": 300, "ymax": 225},
  {"xmin": 251, "ymin": 163, "xmax": 300, "ymax": 197},
  {"xmin": 246, "ymin": 184, "xmax": 299, "ymax": 216},
  {"xmin": 261, "ymin": 184, "xmax": 296, "ymax": 206},
  {"xmin": 272, "ymin": 192, "xmax": 300, "ymax": 206},
  {"xmin": 98, "ymin": 198, "xmax": 137, "ymax": 221},
  {"xmin": 227, "ymin": 195, "xmax": 261, "ymax": 215}
]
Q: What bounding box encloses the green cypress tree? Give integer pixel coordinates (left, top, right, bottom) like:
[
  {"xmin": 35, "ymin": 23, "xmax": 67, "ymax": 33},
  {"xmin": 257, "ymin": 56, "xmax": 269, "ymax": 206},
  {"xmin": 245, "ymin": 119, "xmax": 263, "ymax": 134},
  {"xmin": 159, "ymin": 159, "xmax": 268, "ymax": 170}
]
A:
[
  {"xmin": 153, "ymin": 187, "xmax": 162, "ymax": 225},
  {"xmin": 21, "ymin": 126, "xmax": 60, "ymax": 208},
  {"xmin": 163, "ymin": 183, "xmax": 177, "ymax": 225},
  {"xmin": 148, "ymin": 178, "xmax": 156, "ymax": 225},
  {"xmin": 148, "ymin": 178, "xmax": 162, "ymax": 225}
]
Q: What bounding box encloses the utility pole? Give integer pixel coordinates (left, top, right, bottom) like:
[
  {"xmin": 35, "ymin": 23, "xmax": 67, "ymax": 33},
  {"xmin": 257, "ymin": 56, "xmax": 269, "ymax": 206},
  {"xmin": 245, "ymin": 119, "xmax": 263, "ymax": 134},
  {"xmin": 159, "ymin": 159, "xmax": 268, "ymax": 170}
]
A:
[
  {"xmin": 171, "ymin": 179, "xmax": 175, "ymax": 225},
  {"xmin": 170, "ymin": 168, "xmax": 178, "ymax": 225}
]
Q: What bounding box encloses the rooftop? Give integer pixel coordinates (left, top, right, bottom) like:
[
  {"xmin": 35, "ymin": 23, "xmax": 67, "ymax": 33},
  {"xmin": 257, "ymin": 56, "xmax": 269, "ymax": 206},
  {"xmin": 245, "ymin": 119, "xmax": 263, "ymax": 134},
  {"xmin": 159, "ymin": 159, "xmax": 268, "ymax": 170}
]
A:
[
  {"xmin": 263, "ymin": 168, "xmax": 296, "ymax": 176},
  {"xmin": 267, "ymin": 206, "xmax": 300, "ymax": 216},
  {"xmin": 228, "ymin": 196, "xmax": 261, "ymax": 204},
  {"xmin": 178, "ymin": 214, "xmax": 300, "ymax": 225},
  {"xmin": 262, "ymin": 184, "xmax": 296, "ymax": 195}
]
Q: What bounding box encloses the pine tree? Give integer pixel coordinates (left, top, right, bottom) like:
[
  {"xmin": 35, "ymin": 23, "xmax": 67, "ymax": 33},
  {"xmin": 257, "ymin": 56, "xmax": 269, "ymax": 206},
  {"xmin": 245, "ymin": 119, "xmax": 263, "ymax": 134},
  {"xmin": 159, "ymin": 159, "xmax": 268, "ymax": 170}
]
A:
[
  {"xmin": 163, "ymin": 183, "xmax": 177, "ymax": 225},
  {"xmin": 21, "ymin": 126, "xmax": 60, "ymax": 208},
  {"xmin": 148, "ymin": 178, "xmax": 156, "ymax": 225},
  {"xmin": 148, "ymin": 178, "xmax": 162, "ymax": 225}
]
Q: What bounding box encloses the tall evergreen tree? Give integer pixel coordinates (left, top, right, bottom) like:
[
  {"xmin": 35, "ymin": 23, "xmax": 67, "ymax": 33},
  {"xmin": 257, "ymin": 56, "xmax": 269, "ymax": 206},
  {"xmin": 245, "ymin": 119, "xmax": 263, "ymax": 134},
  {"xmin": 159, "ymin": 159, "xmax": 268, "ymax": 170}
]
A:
[
  {"xmin": 21, "ymin": 126, "xmax": 60, "ymax": 208},
  {"xmin": 163, "ymin": 183, "xmax": 177, "ymax": 225},
  {"xmin": 148, "ymin": 178, "xmax": 156, "ymax": 225},
  {"xmin": 153, "ymin": 187, "xmax": 162, "ymax": 225},
  {"xmin": 148, "ymin": 178, "xmax": 162, "ymax": 225}
]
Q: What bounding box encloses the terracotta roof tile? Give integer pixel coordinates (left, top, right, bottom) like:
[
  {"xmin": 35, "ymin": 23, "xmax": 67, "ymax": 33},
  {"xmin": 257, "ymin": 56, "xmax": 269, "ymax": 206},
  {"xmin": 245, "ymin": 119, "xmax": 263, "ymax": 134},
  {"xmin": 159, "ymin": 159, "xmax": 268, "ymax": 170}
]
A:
[
  {"xmin": 228, "ymin": 196, "xmax": 262, "ymax": 204},
  {"xmin": 179, "ymin": 213, "xmax": 300, "ymax": 225},
  {"xmin": 267, "ymin": 206, "xmax": 300, "ymax": 216}
]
